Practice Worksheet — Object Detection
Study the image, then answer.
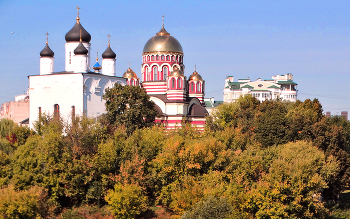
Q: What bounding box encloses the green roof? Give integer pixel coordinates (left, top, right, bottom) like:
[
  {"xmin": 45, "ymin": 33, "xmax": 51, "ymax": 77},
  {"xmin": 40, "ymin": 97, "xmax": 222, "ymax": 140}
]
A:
[
  {"xmin": 241, "ymin": 84, "xmax": 254, "ymax": 88},
  {"xmin": 252, "ymin": 89, "xmax": 269, "ymax": 91},
  {"xmin": 277, "ymin": 81, "xmax": 298, "ymax": 85},
  {"xmin": 267, "ymin": 85, "xmax": 280, "ymax": 89},
  {"xmin": 228, "ymin": 81, "xmax": 244, "ymax": 90}
]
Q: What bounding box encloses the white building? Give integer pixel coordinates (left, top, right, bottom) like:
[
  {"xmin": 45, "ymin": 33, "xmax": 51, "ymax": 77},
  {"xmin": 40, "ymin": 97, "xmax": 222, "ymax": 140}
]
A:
[
  {"xmin": 29, "ymin": 9, "xmax": 126, "ymax": 129},
  {"xmin": 223, "ymin": 73, "xmax": 298, "ymax": 103}
]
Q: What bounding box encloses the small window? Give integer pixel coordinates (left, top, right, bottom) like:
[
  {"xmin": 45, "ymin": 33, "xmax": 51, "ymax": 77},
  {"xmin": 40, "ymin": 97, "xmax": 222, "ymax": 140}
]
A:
[
  {"xmin": 69, "ymin": 52, "xmax": 71, "ymax": 64},
  {"xmin": 172, "ymin": 56, "xmax": 175, "ymax": 61},
  {"xmin": 147, "ymin": 56, "xmax": 150, "ymax": 61},
  {"xmin": 190, "ymin": 82, "xmax": 195, "ymax": 92},
  {"xmin": 145, "ymin": 67, "xmax": 149, "ymax": 81},
  {"xmin": 153, "ymin": 66, "xmax": 158, "ymax": 81},
  {"xmin": 151, "ymin": 56, "xmax": 155, "ymax": 61},
  {"xmin": 171, "ymin": 78, "xmax": 176, "ymax": 89},
  {"xmin": 197, "ymin": 81, "xmax": 201, "ymax": 92},
  {"xmin": 156, "ymin": 55, "xmax": 159, "ymax": 61},
  {"xmin": 166, "ymin": 55, "xmax": 170, "ymax": 61},
  {"xmin": 163, "ymin": 66, "xmax": 168, "ymax": 80},
  {"xmin": 161, "ymin": 55, "xmax": 165, "ymax": 61},
  {"xmin": 54, "ymin": 104, "xmax": 60, "ymax": 118},
  {"xmin": 177, "ymin": 77, "xmax": 182, "ymax": 89}
]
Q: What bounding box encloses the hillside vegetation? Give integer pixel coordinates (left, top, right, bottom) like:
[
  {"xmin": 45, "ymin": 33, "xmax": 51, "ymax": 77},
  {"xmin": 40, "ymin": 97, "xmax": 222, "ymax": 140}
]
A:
[{"xmin": 1, "ymin": 95, "xmax": 350, "ymax": 218}]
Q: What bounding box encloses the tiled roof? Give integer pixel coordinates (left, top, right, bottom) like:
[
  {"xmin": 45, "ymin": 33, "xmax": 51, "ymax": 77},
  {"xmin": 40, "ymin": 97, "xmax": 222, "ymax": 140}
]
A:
[
  {"xmin": 277, "ymin": 81, "xmax": 298, "ymax": 85},
  {"xmin": 267, "ymin": 85, "xmax": 280, "ymax": 89},
  {"xmin": 241, "ymin": 84, "xmax": 254, "ymax": 88}
]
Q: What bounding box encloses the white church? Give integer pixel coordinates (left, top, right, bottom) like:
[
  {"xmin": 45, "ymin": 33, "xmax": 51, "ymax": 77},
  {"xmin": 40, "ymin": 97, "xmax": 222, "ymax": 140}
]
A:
[{"xmin": 28, "ymin": 8, "xmax": 126, "ymax": 129}]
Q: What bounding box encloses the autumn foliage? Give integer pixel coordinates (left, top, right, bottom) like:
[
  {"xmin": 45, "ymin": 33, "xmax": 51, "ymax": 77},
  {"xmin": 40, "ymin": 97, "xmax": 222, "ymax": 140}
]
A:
[{"xmin": 0, "ymin": 95, "xmax": 350, "ymax": 218}]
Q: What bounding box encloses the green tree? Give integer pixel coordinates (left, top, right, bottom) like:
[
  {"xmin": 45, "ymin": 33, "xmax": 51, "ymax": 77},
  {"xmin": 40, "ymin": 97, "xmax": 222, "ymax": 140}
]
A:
[
  {"xmin": 105, "ymin": 183, "xmax": 148, "ymax": 219},
  {"xmin": 103, "ymin": 84, "xmax": 158, "ymax": 135}
]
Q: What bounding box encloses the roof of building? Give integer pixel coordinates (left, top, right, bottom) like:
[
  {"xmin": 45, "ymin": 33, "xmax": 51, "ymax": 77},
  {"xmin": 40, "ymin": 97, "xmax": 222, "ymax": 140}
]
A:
[
  {"xmin": 241, "ymin": 84, "xmax": 254, "ymax": 88},
  {"xmin": 267, "ymin": 85, "xmax": 280, "ymax": 89},
  {"xmin": 277, "ymin": 81, "xmax": 298, "ymax": 85},
  {"xmin": 123, "ymin": 67, "xmax": 139, "ymax": 79},
  {"xmin": 169, "ymin": 66, "xmax": 184, "ymax": 77},
  {"xmin": 226, "ymin": 81, "xmax": 244, "ymax": 89},
  {"xmin": 65, "ymin": 20, "xmax": 91, "ymax": 42},
  {"xmin": 102, "ymin": 45, "xmax": 116, "ymax": 59},
  {"xmin": 143, "ymin": 26, "xmax": 183, "ymax": 54},
  {"xmin": 204, "ymin": 100, "xmax": 223, "ymax": 108},
  {"xmin": 40, "ymin": 44, "xmax": 54, "ymax": 57},
  {"xmin": 188, "ymin": 70, "xmax": 204, "ymax": 81},
  {"xmin": 189, "ymin": 104, "xmax": 208, "ymax": 117},
  {"xmin": 74, "ymin": 42, "xmax": 88, "ymax": 55}
]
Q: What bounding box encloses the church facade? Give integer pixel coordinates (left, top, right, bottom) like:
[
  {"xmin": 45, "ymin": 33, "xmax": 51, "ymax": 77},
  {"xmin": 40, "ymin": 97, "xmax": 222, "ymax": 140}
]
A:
[{"xmin": 29, "ymin": 8, "xmax": 207, "ymax": 130}]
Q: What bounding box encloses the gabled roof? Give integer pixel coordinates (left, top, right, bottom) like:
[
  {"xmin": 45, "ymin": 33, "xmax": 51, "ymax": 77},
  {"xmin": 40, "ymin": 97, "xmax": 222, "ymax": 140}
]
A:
[
  {"xmin": 241, "ymin": 84, "xmax": 254, "ymax": 88},
  {"xmin": 227, "ymin": 81, "xmax": 244, "ymax": 90},
  {"xmin": 267, "ymin": 85, "xmax": 280, "ymax": 89}
]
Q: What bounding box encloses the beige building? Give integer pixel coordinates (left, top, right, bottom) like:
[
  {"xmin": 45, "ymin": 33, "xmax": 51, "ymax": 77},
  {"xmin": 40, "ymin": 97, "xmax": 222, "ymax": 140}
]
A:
[
  {"xmin": 223, "ymin": 73, "xmax": 298, "ymax": 103},
  {"xmin": 0, "ymin": 93, "xmax": 29, "ymax": 124}
]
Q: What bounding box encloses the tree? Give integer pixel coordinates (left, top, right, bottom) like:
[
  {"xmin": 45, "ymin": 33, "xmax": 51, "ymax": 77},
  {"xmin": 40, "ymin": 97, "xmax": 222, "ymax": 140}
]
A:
[{"xmin": 103, "ymin": 84, "xmax": 158, "ymax": 135}]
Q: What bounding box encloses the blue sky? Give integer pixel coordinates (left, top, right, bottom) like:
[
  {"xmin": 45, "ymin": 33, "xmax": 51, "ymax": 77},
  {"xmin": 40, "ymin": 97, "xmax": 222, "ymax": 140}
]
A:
[{"xmin": 0, "ymin": 0, "xmax": 350, "ymax": 115}]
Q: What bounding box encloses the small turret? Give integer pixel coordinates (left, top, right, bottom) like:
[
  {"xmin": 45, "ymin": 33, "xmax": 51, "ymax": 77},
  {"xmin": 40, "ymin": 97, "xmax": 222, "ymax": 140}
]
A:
[
  {"xmin": 102, "ymin": 34, "xmax": 116, "ymax": 76},
  {"xmin": 40, "ymin": 32, "xmax": 54, "ymax": 75}
]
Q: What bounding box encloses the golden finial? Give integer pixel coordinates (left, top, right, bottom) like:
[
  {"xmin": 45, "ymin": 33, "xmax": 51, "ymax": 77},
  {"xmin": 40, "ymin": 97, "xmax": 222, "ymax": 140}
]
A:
[
  {"xmin": 79, "ymin": 29, "xmax": 82, "ymax": 42},
  {"xmin": 107, "ymin": 34, "xmax": 111, "ymax": 46},
  {"xmin": 76, "ymin": 6, "xmax": 81, "ymax": 23},
  {"xmin": 45, "ymin": 32, "xmax": 49, "ymax": 44},
  {"xmin": 162, "ymin": 14, "xmax": 164, "ymax": 28}
]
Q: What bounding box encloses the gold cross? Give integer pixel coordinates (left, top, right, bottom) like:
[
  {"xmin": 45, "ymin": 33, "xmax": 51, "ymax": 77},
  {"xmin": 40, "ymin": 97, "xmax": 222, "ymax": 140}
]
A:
[
  {"xmin": 76, "ymin": 6, "xmax": 80, "ymax": 17},
  {"xmin": 45, "ymin": 32, "xmax": 49, "ymax": 44},
  {"xmin": 107, "ymin": 34, "xmax": 111, "ymax": 46},
  {"xmin": 162, "ymin": 14, "xmax": 164, "ymax": 28}
]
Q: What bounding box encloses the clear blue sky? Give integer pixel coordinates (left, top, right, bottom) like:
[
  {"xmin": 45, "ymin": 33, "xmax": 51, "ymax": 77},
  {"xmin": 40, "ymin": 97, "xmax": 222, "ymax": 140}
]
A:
[{"xmin": 1, "ymin": 0, "xmax": 349, "ymax": 115}]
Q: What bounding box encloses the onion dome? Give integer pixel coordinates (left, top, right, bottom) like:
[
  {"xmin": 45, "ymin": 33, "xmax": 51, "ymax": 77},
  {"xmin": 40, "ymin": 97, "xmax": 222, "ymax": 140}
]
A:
[
  {"xmin": 74, "ymin": 42, "xmax": 88, "ymax": 55},
  {"xmin": 65, "ymin": 14, "xmax": 91, "ymax": 42},
  {"xmin": 40, "ymin": 43, "xmax": 54, "ymax": 57},
  {"xmin": 123, "ymin": 66, "xmax": 139, "ymax": 79},
  {"xmin": 102, "ymin": 44, "xmax": 116, "ymax": 59},
  {"xmin": 143, "ymin": 25, "xmax": 183, "ymax": 54},
  {"xmin": 93, "ymin": 58, "xmax": 102, "ymax": 71},
  {"xmin": 168, "ymin": 66, "xmax": 184, "ymax": 77},
  {"xmin": 189, "ymin": 69, "xmax": 204, "ymax": 81}
]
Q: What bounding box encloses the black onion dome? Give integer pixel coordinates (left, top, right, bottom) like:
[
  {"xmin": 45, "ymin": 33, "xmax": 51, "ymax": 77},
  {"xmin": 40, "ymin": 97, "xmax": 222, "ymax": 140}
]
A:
[
  {"xmin": 102, "ymin": 45, "xmax": 116, "ymax": 59},
  {"xmin": 74, "ymin": 42, "xmax": 88, "ymax": 55},
  {"xmin": 40, "ymin": 44, "xmax": 54, "ymax": 57},
  {"xmin": 65, "ymin": 22, "xmax": 91, "ymax": 42}
]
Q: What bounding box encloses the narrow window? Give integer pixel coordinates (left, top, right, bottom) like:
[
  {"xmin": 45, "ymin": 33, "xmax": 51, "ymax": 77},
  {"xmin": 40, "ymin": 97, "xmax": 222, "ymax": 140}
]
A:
[
  {"xmin": 151, "ymin": 55, "xmax": 154, "ymax": 61},
  {"xmin": 177, "ymin": 77, "xmax": 182, "ymax": 89},
  {"xmin": 54, "ymin": 104, "xmax": 60, "ymax": 118},
  {"xmin": 171, "ymin": 78, "xmax": 175, "ymax": 89},
  {"xmin": 145, "ymin": 67, "xmax": 149, "ymax": 81},
  {"xmin": 166, "ymin": 55, "xmax": 170, "ymax": 61},
  {"xmin": 156, "ymin": 55, "xmax": 159, "ymax": 61},
  {"xmin": 69, "ymin": 52, "xmax": 71, "ymax": 64},
  {"xmin": 147, "ymin": 56, "xmax": 150, "ymax": 61},
  {"xmin": 71, "ymin": 106, "xmax": 75, "ymax": 120},
  {"xmin": 163, "ymin": 66, "xmax": 168, "ymax": 80},
  {"xmin": 197, "ymin": 81, "xmax": 201, "ymax": 92},
  {"xmin": 153, "ymin": 66, "xmax": 158, "ymax": 81},
  {"xmin": 190, "ymin": 82, "xmax": 194, "ymax": 92},
  {"xmin": 161, "ymin": 55, "xmax": 165, "ymax": 61}
]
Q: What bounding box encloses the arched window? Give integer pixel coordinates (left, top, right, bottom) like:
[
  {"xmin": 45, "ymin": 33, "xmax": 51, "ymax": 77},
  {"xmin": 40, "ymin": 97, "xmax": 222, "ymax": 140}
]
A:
[
  {"xmin": 147, "ymin": 56, "xmax": 150, "ymax": 61},
  {"xmin": 177, "ymin": 77, "xmax": 182, "ymax": 89},
  {"xmin": 171, "ymin": 56, "xmax": 175, "ymax": 61},
  {"xmin": 153, "ymin": 66, "xmax": 158, "ymax": 81},
  {"xmin": 161, "ymin": 55, "xmax": 165, "ymax": 61},
  {"xmin": 190, "ymin": 82, "xmax": 195, "ymax": 92},
  {"xmin": 166, "ymin": 55, "xmax": 170, "ymax": 61},
  {"xmin": 156, "ymin": 55, "xmax": 159, "ymax": 61},
  {"xmin": 54, "ymin": 104, "xmax": 60, "ymax": 118},
  {"xmin": 163, "ymin": 66, "xmax": 168, "ymax": 80},
  {"xmin": 171, "ymin": 78, "xmax": 176, "ymax": 89},
  {"xmin": 145, "ymin": 67, "xmax": 149, "ymax": 81},
  {"xmin": 197, "ymin": 81, "xmax": 201, "ymax": 92},
  {"xmin": 151, "ymin": 55, "xmax": 154, "ymax": 61}
]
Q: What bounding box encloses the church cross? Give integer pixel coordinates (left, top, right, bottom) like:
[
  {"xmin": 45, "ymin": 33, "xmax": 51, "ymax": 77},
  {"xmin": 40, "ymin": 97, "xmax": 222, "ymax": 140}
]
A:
[
  {"xmin": 162, "ymin": 14, "xmax": 164, "ymax": 28},
  {"xmin": 76, "ymin": 6, "xmax": 80, "ymax": 17},
  {"xmin": 107, "ymin": 34, "xmax": 111, "ymax": 46},
  {"xmin": 45, "ymin": 32, "xmax": 49, "ymax": 44}
]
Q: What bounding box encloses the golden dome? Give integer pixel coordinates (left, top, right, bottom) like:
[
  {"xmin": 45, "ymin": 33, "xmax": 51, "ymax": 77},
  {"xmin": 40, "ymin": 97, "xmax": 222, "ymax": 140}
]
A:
[
  {"xmin": 123, "ymin": 67, "xmax": 139, "ymax": 79},
  {"xmin": 189, "ymin": 70, "xmax": 204, "ymax": 81},
  {"xmin": 168, "ymin": 66, "xmax": 184, "ymax": 77},
  {"xmin": 143, "ymin": 26, "xmax": 183, "ymax": 54}
]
